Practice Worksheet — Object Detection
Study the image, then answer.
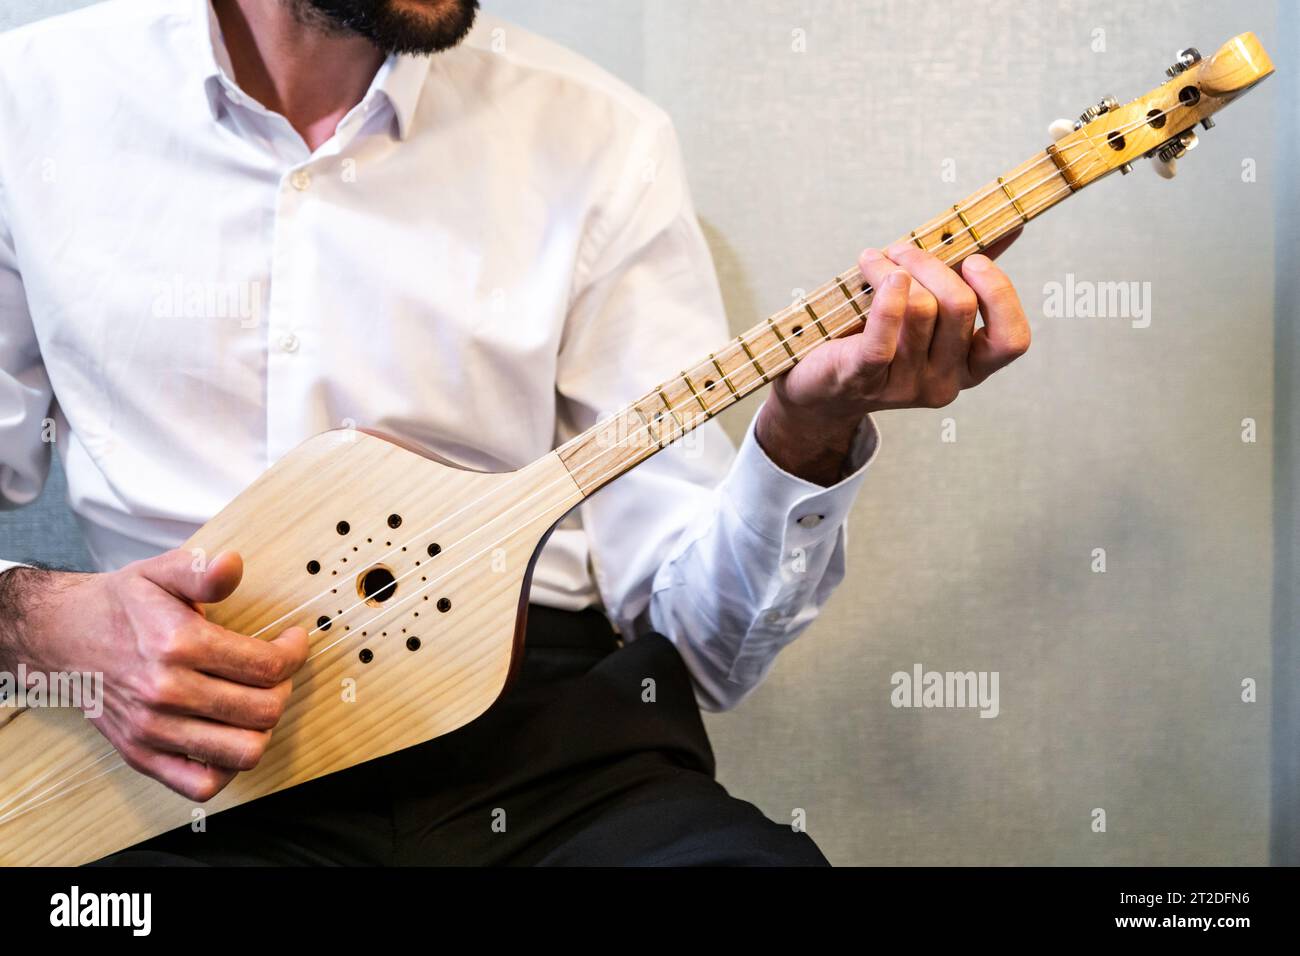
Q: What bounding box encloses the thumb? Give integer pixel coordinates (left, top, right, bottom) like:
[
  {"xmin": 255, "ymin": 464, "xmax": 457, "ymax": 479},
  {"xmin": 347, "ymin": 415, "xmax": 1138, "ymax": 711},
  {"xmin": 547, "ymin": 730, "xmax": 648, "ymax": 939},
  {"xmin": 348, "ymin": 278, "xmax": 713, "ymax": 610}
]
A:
[
  {"xmin": 137, "ymin": 548, "xmax": 244, "ymax": 606},
  {"xmin": 270, "ymin": 626, "xmax": 311, "ymax": 672}
]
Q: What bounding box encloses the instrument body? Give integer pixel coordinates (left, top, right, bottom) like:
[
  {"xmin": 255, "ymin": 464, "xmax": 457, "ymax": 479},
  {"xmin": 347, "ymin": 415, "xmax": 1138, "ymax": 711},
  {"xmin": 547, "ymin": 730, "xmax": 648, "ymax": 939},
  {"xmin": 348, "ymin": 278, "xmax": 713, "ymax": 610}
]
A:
[
  {"xmin": 1, "ymin": 431, "xmax": 577, "ymax": 865},
  {"xmin": 0, "ymin": 32, "xmax": 1275, "ymax": 866}
]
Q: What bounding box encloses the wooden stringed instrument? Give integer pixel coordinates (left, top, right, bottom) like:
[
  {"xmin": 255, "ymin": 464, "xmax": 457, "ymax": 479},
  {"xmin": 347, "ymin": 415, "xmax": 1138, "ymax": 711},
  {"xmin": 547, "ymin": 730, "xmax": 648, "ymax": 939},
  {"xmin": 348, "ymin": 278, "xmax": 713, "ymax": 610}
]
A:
[{"xmin": 0, "ymin": 32, "xmax": 1275, "ymax": 865}]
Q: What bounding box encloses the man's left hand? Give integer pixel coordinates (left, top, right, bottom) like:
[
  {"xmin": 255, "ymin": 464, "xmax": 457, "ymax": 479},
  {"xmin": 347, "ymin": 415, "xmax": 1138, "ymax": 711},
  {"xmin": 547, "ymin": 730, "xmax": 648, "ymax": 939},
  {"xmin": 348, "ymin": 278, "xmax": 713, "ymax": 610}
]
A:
[{"xmin": 755, "ymin": 230, "xmax": 1031, "ymax": 485}]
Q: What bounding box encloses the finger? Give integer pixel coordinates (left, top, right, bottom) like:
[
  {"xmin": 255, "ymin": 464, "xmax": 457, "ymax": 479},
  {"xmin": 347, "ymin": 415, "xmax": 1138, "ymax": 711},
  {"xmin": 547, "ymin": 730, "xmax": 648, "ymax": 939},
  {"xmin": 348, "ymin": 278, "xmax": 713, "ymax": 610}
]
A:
[
  {"xmin": 962, "ymin": 253, "xmax": 1031, "ymax": 384},
  {"xmin": 187, "ymin": 624, "xmax": 310, "ymax": 688},
  {"xmin": 134, "ymin": 711, "xmax": 273, "ymax": 772},
  {"xmin": 153, "ymin": 668, "xmax": 293, "ymax": 731},
  {"xmin": 864, "ymin": 249, "xmax": 933, "ymax": 376},
  {"xmin": 118, "ymin": 741, "xmax": 238, "ymax": 802},
  {"xmin": 885, "ymin": 243, "xmax": 979, "ymax": 370},
  {"xmin": 136, "ymin": 549, "xmax": 244, "ymax": 606},
  {"xmin": 855, "ymin": 250, "xmax": 910, "ymax": 377}
]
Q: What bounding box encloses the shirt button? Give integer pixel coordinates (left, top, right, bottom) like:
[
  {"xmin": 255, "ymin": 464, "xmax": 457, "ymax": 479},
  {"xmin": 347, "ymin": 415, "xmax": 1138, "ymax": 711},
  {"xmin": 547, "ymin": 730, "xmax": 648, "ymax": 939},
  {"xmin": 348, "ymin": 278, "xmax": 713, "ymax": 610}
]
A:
[
  {"xmin": 765, "ymin": 610, "xmax": 784, "ymax": 625},
  {"xmin": 279, "ymin": 333, "xmax": 300, "ymax": 353},
  {"xmin": 290, "ymin": 169, "xmax": 312, "ymax": 191},
  {"xmin": 796, "ymin": 514, "xmax": 825, "ymax": 529}
]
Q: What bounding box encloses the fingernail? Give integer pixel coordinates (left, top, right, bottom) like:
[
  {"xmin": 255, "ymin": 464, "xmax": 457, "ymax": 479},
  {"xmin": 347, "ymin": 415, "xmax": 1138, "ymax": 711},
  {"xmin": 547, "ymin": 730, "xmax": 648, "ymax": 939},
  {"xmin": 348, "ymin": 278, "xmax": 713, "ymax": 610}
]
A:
[
  {"xmin": 861, "ymin": 247, "xmax": 883, "ymax": 261},
  {"xmin": 965, "ymin": 254, "xmax": 991, "ymax": 273},
  {"xmin": 886, "ymin": 270, "xmax": 910, "ymax": 289},
  {"xmin": 885, "ymin": 242, "xmax": 911, "ymax": 259}
]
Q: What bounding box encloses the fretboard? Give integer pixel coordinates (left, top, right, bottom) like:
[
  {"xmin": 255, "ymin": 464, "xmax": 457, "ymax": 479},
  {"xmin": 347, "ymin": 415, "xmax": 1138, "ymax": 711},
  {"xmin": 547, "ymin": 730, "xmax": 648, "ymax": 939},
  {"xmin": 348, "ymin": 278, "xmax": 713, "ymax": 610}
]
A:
[{"xmin": 558, "ymin": 134, "xmax": 1107, "ymax": 496}]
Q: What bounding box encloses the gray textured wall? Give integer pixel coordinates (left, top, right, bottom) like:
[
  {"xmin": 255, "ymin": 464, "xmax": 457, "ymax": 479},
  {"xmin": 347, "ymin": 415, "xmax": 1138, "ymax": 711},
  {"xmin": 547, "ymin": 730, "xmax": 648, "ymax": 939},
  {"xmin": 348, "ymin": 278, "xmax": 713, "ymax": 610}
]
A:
[{"xmin": 1, "ymin": 0, "xmax": 1288, "ymax": 865}]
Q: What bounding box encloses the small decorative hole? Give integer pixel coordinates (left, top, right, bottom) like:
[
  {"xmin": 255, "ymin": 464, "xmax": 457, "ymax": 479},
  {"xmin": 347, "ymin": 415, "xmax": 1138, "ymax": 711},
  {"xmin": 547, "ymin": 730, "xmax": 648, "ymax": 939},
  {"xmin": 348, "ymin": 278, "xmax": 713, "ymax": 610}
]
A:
[{"xmin": 306, "ymin": 560, "xmax": 321, "ymax": 575}]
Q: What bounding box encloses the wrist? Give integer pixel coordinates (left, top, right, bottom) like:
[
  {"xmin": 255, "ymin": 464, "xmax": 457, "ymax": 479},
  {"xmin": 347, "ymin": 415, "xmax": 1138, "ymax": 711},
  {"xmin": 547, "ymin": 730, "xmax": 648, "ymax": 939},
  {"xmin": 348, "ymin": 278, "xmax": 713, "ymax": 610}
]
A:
[{"xmin": 755, "ymin": 397, "xmax": 864, "ymax": 487}]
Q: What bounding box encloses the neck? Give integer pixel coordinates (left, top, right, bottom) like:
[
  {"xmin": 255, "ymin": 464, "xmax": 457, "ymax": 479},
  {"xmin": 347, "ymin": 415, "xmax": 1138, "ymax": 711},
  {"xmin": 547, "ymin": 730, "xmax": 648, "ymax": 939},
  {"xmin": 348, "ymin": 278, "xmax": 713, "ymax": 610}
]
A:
[{"xmin": 212, "ymin": 0, "xmax": 386, "ymax": 151}]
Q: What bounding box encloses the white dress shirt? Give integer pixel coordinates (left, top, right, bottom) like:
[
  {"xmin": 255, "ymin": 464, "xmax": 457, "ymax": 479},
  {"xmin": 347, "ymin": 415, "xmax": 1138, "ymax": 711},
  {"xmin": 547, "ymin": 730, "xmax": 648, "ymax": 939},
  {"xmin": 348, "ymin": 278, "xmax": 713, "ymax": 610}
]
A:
[{"xmin": 0, "ymin": 0, "xmax": 878, "ymax": 710}]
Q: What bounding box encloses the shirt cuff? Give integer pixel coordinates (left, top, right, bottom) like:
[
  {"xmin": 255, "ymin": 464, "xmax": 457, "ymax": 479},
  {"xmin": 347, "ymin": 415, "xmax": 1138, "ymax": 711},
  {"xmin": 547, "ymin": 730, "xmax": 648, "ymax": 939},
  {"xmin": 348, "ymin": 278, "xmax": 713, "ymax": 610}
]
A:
[
  {"xmin": 722, "ymin": 411, "xmax": 881, "ymax": 547},
  {"xmin": 0, "ymin": 560, "xmax": 30, "ymax": 576}
]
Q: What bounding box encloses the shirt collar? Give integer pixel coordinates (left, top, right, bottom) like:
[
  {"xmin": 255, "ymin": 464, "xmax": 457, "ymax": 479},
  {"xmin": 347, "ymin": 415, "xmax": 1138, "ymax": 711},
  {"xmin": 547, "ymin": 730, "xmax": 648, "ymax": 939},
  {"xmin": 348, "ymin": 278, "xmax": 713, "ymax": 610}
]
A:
[{"xmin": 192, "ymin": 0, "xmax": 429, "ymax": 141}]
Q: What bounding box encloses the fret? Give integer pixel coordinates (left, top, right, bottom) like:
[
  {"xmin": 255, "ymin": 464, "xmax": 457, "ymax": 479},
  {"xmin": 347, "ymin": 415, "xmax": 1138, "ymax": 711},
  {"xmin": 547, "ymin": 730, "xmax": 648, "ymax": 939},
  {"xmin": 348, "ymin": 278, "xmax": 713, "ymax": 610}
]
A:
[
  {"xmin": 710, "ymin": 352, "xmax": 739, "ymax": 397},
  {"xmin": 632, "ymin": 404, "xmax": 665, "ymax": 449},
  {"xmin": 657, "ymin": 389, "xmax": 685, "ymax": 436},
  {"xmin": 838, "ymin": 279, "xmax": 868, "ymax": 319},
  {"xmin": 738, "ymin": 337, "xmax": 770, "ymax": 383},
  {"xmin": 997, "ymin": 176, "xmax": 1028, "ymax": 222},
  {"xmin": 680, "ymin": 370, "xmax": 710, "ymax": 414},
  {"xmin": 802, "ymin": 302, "xmax": 830, "ymax": 338},
  {"xmin": 1045, "ymin": 143, "xmax": 1084, "ymax": 190},
  {"xmin": 953, "ymin": 204, "xmax": 985, "ymax": 250},
  {"xmin": 767, "ymin": 317, "xmax": 796, "ymax": 361},
  {"xmin": 910, "ymin": 230, "xmax": 926, "ymax": 250}
]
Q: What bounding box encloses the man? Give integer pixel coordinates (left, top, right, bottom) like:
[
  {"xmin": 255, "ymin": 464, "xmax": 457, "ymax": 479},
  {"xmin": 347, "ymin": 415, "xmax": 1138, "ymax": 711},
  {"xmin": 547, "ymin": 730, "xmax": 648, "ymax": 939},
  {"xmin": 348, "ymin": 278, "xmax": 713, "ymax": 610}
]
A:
[{"xmin": 0, "ymin": 0, "xmax": 1029, "ymax": 865}]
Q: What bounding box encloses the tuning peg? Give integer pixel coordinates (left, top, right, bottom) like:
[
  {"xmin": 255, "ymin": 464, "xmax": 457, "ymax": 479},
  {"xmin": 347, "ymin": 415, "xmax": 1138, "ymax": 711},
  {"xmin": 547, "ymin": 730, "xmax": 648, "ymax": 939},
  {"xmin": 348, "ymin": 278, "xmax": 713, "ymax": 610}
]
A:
[
  {"xmin": 1151, "ymin": 130, "xmax": 1198, "ymax": 179},
  {"xmin": 1049, "ymin": 118, "xmax": 1075, "ymax": 142},
  {"xmin": 1166, "ymin": 47, "xmax": 1202, "ymax": 78}
]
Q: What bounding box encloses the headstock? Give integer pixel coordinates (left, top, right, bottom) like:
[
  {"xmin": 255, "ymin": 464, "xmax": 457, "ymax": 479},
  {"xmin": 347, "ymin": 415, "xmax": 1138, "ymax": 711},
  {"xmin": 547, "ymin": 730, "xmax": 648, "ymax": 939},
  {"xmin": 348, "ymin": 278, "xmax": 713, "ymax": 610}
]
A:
[{"xmin": 1047, "ymin": 32, "xmax": 1274, "ymax": 182}]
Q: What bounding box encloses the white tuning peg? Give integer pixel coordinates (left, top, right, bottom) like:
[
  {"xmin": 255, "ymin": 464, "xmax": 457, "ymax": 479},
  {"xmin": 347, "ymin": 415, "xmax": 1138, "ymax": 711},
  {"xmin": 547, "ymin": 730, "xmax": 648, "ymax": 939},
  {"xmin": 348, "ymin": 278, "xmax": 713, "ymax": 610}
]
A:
[
  {"xmin": 1048, "ymin": 118, "xmax": 1075, "ymax": 142},
  {"xmin": 1152, "ymin": 154, "xmax": 1178, "ymax": 179}
]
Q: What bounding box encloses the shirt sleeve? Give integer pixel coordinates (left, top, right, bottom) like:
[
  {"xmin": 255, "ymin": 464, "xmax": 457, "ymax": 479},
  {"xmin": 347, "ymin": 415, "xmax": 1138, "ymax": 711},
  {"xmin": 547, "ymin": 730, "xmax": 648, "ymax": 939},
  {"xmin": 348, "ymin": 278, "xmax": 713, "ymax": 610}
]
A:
[
  {"xmin": 554, "ymin": 113, "xmax": 880, "ymax": 711},
  {"xmin": 0, "ymin": 168, "xmax": 55, "ymax": 570}
]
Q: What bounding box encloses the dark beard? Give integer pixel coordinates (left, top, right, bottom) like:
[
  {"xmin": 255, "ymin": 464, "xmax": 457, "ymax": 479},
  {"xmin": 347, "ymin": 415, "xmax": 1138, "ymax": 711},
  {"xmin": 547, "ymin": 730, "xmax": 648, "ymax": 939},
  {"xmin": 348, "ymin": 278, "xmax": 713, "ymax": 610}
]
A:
[{"xmin": 291, "ymin": 0, "xmax": 479, "ymax": 56}]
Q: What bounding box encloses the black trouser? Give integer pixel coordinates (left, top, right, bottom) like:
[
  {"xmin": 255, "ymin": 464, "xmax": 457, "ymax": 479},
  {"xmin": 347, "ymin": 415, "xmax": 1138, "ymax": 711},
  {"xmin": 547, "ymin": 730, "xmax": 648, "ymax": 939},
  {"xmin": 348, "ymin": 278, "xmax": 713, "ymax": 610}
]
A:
[{"xmin": 96, "ymin": 606, "xmax": 829, "ymax": 866}]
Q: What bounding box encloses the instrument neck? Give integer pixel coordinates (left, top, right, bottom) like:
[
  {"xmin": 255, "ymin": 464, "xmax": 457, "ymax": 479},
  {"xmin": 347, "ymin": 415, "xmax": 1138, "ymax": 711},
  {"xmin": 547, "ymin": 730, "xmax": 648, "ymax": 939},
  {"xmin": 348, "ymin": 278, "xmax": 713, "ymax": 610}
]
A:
[{"xmin": 557, "ymin": 140, "xmax": 1098, "ymax": 497}]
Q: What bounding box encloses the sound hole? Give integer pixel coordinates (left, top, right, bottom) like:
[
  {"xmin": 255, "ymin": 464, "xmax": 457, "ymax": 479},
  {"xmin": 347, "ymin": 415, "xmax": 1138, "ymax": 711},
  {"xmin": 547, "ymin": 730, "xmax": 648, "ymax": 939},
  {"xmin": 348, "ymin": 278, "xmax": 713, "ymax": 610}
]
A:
[
  {"xmin": 1146, "ymin": 108, "xmax": 1167, "ymax": 130},
  {"xmin": 358, "ymin": 565, "xmax": 398, "ymax": 606},
  {"xmin": 1178, "ymin": 85, "xmax": 1201, "ymax": 107}
]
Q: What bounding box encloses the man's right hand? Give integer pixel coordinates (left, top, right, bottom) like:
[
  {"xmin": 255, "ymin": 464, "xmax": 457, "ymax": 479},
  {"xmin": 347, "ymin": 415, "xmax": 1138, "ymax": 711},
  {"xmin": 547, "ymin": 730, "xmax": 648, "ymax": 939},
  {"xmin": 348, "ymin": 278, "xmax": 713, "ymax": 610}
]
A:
[{"xmin": 0, "ymin": 549, "xmax": 308, "ymax": 801}]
